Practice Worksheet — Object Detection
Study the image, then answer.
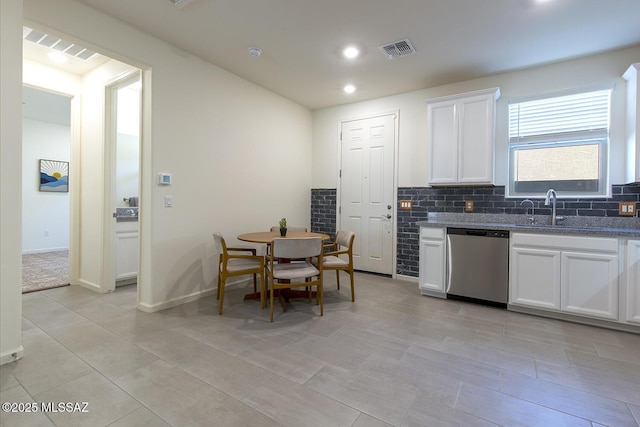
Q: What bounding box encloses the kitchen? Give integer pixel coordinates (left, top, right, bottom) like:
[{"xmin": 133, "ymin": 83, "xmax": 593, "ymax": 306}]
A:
[{"xmin": 4, "ymin": 0, "xmax": 640, "ymax": 425}]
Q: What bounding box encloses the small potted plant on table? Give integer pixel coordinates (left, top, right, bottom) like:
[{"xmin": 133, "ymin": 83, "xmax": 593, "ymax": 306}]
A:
[{"xmin": 279, "ymin": 217, "xmax": 287, "ymax": 236}]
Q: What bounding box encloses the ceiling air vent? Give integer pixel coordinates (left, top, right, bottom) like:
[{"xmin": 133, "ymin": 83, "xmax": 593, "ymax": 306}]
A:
[
  {"xmin": 23, "ymin": 27, "xmax": 98, "ymax": 61},
  {"xmin": 379, "ymin": 39, "xmax": 416, "ymax": 59}
]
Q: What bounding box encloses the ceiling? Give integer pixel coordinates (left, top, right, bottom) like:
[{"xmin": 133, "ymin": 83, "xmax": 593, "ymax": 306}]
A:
[{"xmin": 27, "ymin": 0, "xmax": 640, "ymax": 110}]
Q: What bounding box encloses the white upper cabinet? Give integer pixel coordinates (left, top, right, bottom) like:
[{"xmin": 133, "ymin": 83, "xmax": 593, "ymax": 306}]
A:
[
  {"xmin": 427, "ymin": 87, "xmax": 500, "ymax": 185},
  {"xmin": 624, "ymin": 63, "xmax": 640, "ymax": 183}
]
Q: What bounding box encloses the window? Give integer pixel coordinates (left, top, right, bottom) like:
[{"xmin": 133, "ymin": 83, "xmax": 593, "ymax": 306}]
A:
[{"xmin": 507, "ymin": 89, "xmax": 611, "ymax": 198}]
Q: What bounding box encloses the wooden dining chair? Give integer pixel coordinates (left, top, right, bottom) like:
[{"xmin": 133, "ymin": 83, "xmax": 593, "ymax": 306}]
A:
[
  {"xmin": 213, "ymin": 233, "xmax": 265, "ymax": 315},
  {"xmin": 320, "ymin": 230, "xmax": 356, "ymax": 301},
  {"xmin": 266, "ymin": 237, "xmax": 324, "ymax": 322}
]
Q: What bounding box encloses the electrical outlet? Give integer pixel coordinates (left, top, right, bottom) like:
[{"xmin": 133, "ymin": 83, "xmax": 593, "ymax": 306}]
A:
[
  {"xmin": 399, "ymin": 200, "xmax": 412, "ymax": 210},
  {"xmin": 465, "ymin": 200, "xmax": 474, "ymax": 212},
  {"xmin": 619, "ymin": 201, "xmax": 636, "ymax": 216}
]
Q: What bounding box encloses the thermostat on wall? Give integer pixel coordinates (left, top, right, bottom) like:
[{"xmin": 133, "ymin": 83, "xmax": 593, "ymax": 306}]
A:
[{"xmin": 158, "ymin": 173, "xmax": 172, "ymax": 185}]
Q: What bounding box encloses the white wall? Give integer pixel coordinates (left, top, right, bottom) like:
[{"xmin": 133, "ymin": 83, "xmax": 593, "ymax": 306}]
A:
[
  {"xmin": 22, "ymin": 118, "xmax": 70, "ymax": 253},
  {"xmin": 1, "ymin": 0, "xmax": 24, "ymax": 365},
  {"xmin": 23, "ymin": 0, "xmax": 313, "ymax": 311},
  {"xmin": 312, "ymin": 45, "xmax": 640, "ymax": 190}
]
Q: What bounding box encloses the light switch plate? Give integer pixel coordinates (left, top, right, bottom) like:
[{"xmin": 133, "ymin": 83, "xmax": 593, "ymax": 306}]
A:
[
  {"xmin": 399, "ymin": 200, "xmax": 412, "ymax": 210},
  {"xmin": 165, "ymin": 195, "xmax": 173, "ymax": 207},
  {"xmin": 465, "ymin": 200, "xmax": 474, "ymax": 212},
  {"xmin": 619, "ymin": 201, "xmax": 636, "ymax": 216}
]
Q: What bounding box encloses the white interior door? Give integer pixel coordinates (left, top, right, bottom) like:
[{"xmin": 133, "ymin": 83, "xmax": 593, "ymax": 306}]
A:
[
  {"xmin": 339, "ymin": 114, "xmax": 395, "ymax": 275},
  {"xmin": 105, "ymin": 72, "xmax": 141, "ymax": 292}
]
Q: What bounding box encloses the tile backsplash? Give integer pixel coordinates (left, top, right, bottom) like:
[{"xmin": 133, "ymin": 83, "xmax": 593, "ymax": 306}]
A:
[{"xmin": 313, "ymin": 184, "xmax": 640, "ymax": 277}]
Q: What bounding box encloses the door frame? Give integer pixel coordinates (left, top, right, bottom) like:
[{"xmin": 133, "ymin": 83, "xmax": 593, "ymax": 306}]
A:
[
  {"xmin": 336, "ymin": 110, "xmax": 399, "ymax": 278},
  {"xmin": 103, "ymin": 71, "xmax": 142, "ymax": 293}
]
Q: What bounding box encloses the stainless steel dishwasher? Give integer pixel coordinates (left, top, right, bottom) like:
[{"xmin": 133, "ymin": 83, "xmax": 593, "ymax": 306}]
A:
[{"xmin": 446, "ymin": 227, "xmax": 509, "ymax": 308}]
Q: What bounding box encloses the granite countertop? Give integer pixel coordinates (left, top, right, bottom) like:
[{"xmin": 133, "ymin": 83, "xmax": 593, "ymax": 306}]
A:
[
  {"xmin": 116, "ymin": 207, "xmax": 138, "ymax": 222},
  {"xmin": 417, "ymin": 212, "xmax": 640, "ymax": 238}
]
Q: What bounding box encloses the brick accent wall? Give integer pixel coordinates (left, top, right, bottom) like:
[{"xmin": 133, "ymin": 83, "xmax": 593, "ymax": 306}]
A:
[
  {"xmin": 314, "ymin": 184, "xmax": 640, "ymax": 278},
  {"xmin": 310, "ymin": 188, "xmax": 337, "ymax": 238}
]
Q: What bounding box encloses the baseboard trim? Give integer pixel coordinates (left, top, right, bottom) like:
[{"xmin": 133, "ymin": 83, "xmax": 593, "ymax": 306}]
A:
[
  {"xmin": 137, "ymin": 288, "xmax": 216, "ymax": 313},
  {"xmin": 1, "ymin": 346, "xmax": 24, "ymax": 365},
  {"xmin": 78, "ymin": 279, "xmax": 101, "ymax": 293},
  {"xmin": 22, "ymin": 247, "xmax": 69, "ymax": 255},
  {"xmin": 396, "ymin": 274, "xmax": 418, "ymax": 283}
]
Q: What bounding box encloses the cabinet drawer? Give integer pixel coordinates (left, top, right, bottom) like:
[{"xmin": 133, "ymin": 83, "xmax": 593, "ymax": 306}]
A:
[
  {"xmin": 420, "ymin": 227, "xmax": 445, "ymax": 240},
  {"xmin": 511, "ymin": 232, "xmax": 618, "ymax": 253}
]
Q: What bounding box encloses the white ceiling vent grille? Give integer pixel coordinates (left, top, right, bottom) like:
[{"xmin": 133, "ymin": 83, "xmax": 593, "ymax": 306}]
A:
[
  {"xmin": 23, "ymin": 27, "xmax": 98, "ymax": 61},
  {"xmin": 379, "ymin": 39, "xmax": 416, "ymax": 59}
]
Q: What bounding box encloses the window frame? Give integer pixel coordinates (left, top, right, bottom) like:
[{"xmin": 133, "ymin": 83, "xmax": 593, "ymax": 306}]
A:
[{"xmin": 506, "ymin": 88, "xmax": 611, "ymax": 199}]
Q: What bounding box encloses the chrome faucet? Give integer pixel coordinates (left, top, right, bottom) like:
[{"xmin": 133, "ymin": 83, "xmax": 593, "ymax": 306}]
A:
[
  {"xmin": 520, "ymin": 199, "xmax": 535, "ymax": 224},
  {"xmin": 545, "ymin": 189, "xmax": 560, "ymax": 226}
]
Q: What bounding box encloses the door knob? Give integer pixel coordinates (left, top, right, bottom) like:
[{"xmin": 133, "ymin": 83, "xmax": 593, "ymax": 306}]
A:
[{"xmin": 384, "ymin": 214, "xmax": 392, "ymax": 219}]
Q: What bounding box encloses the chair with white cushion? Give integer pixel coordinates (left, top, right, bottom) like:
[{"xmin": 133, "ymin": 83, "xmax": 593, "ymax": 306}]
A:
[
  {"xmin": 213, "ymin": 232, "xmax": 265, "ymax": 315},
  {"xmin": 321, "ymin": 230, "xmax": 356, "ymax": 301},
  {"xmin": 266, "ymin": 237, "xmax": 323, "ymax": 322}
]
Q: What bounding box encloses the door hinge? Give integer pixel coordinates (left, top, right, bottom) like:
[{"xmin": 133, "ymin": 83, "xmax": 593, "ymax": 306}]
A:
[
  {"xmin": 339, "ymin": 206, "xmax": 341, "ymax": 214},
  {"xmin": 339, "ymin": 170, "xmax": 342, "ymax": 178}
]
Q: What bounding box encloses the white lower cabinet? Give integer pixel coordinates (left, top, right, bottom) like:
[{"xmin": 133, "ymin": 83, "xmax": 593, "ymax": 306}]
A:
[
  {"xmin": 116, "ymin": 221, "xmax": 139, "ymax": 280},
  {"xmin": 510, "ymin": 233, "xmax": 619, "ymax": 321},
  {"xmin": 510, "ymin": 246, "xmax": 561, "ymax": 310},
  {"xmin": 625, "ymin": 239, "xmax": 640, "ymax": 324},
  {"xmin": 561, "ymin": 251, "xmax": 618, "ymax": 320},
  {"xmin": 419, "ymin": 227, "xmax": 446, "ymax": 297}
]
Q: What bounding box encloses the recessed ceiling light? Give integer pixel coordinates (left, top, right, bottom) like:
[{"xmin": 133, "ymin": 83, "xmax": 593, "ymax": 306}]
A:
[
  {"xmin": 343, "ymin": 46, "xmax": 360, "ymax": 59},
  {"xmin": 47, "ymin": 51, "xmax": 67, "ymax": 64},
  {"xmin": 343, "ymin": 84, "xmax": 356, "ymax": 94},
  {"xmin": 248, "ymin": 47, "xmax": 262, "ymax": 57}
]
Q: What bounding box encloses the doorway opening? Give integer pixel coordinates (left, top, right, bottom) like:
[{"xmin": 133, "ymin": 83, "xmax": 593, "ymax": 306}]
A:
[{"xmin": 21, "ymin": 86, "xmax": 71, "ymax": 293}]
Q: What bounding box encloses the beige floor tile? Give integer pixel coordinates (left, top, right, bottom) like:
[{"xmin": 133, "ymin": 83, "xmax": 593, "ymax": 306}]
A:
[
  {"xmin": 21, "ymin": 293, "xmax": 66, "ymax": 317},
  {"xmin": 566, "ymin": 348, "xmax": 640, "ymax": 384},
  {"xmin": 305, "ymin": 363, "xmax": 417, "ymax": 425},
  {"xmin": 240, "ymin": 370, "xmax": 361, "ymax": 427},
  {"xmin": 106, "ymin": 406, "xmax": 172, "ymax": 427},
  {"xmin": 23, "ymin": 305, "xmax": 88, "ymax": 333},
  {"xmin": 170, "ymin": 320, "xmax": 265, "ymax": 356},
  {"xmin": 500, "ymin": 370, "xmax": 638, "ymax": 426},
  {"xmin": 239, "ymin": 344, "xmax": 327, "ymax": 384},
  {"xmin": 133, "ymin": 328, "xmax": 218, "ymax": 364},
  {"xmin": 351, "ymin": 412, "xmax": 393, "ymax": 427},
  {"xmin": 9, "ymin": 337, "xmax": 94, "ymax": 395},
  {"xmin": 33, "ymin": 372, "xmax": 140, "ymax": 427},
  {"xmin": 404, "ymin": 344, "xmax": 502, "ymax": 391},
  {"xmin": 439, "ymin": 336, "xmax": 537, "ymax": 377},
  {"xmin": 628, "ymin": 404, "xmax": 640, "ymax": 425},
  {"xmin": 536, "ymin": 359, "xmax": 640, "ymax": 406},
  {"xmin": 76, "ymin": 339, "xmax": 159, "ymax": 380},
  {"xmin": 6, "ymin": 276, "xmax": 640, "ymax": 427},
  {"xmin": 455, "ymin": 382, "xmax": 592, "ymax": 426},
  {"xmin": 0, "ymin": 385, "xmax": 54, "ymax": 427},
  {"xmin": 401, "ymin": 394, "xmax": 499, "ymax": 427},
  {"xmin": 474, "ymin": 330, "xmax": 571, "ymax": 365},
  {"xmin": 115, "ymin": 359, "xmax": 280, "ymax": 427}
]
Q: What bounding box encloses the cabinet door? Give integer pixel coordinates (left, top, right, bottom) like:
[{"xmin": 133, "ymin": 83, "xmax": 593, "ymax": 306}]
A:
[
  {"xmin": 510, "ymin": 246, "xmax": 561, "ymax": 310},
  {"xmin": 561, "ymin": 251, "xmax": 618, "ymax": 320},
  {"xmin": 116, "ymin": 231, "xmax": 138, "ymax": 280},
  {"xmin": 419, "ymin": 238, "xmax": 446, "ymax": 296},
  {"xmin": 626, "ymin": 240, "xmax": 640, "ymax": 324},
  {"xmin": 458, "ymin": 95, "xmax": 494, "ymax": 184},
  {"xmin": 427, "ymin": 100, "xmax": 458, "ymax": 184}
]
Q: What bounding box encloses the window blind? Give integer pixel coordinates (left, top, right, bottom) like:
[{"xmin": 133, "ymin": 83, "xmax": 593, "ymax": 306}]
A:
[{"xmin": 508, "ymin": 89, "xmax": 611, "ymax": 144}]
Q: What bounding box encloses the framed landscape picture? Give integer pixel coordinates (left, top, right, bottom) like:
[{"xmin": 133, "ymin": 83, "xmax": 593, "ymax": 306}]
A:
[{"xmin": 39, "ymin": 159, "xmax": 69, "ymax": 192}]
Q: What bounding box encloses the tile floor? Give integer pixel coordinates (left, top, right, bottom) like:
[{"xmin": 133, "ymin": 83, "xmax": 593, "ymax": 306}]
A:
[{"xmin": 1, "ymin": 273, "xmax": 640, "ymax": 426}]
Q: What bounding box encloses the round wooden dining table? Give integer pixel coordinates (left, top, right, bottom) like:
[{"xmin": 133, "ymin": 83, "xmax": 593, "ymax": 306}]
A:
[
  {"xmin": 237, "ymin": 230, "xmax": 330, "ymax": 244},
  {"xmin": 237, "ymin": 231, "xmax": 330, "ymax": 304}
]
